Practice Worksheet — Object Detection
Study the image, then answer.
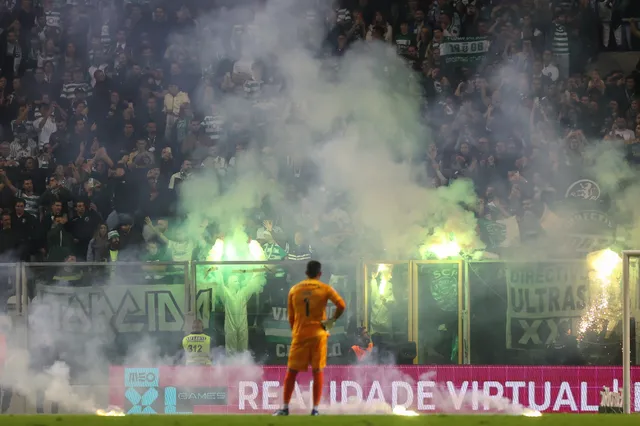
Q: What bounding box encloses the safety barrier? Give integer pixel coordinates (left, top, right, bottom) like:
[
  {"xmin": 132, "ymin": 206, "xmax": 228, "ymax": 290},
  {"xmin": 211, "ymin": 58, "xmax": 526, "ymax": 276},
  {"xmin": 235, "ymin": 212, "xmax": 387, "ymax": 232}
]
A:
[
  {"xmin": 0, "ymin": 263, "xmax": 21, "ymax": 316},
  {"xmin": 3, "ymin": 257, "xmax": 635, "ymax": 370}
]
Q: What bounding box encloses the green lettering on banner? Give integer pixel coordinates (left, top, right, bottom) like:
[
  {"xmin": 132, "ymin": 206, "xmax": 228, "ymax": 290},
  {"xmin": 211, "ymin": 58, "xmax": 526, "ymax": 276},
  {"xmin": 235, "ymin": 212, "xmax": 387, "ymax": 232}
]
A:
[
  {"xmin": 34, "ymin": 284, "xmax": 207, "ymax": 335},
  {"xmin": 505, "ymin": 262, "xmax": 589, "ymax": 349},
  {"xmin": 195, "ymin": 287, "xmax": 213, "ymax": 326}
]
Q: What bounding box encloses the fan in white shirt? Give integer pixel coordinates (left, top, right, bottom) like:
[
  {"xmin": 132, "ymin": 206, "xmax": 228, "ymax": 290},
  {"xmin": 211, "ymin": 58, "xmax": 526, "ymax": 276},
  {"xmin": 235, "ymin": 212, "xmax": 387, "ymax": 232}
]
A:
[
  {"xmin": 33, "ymin": 103, "xmax": 57, "ymax": 147},
  {"xmin": 613, "ymin": 117, "xmax": 635, "ymax": 141}
]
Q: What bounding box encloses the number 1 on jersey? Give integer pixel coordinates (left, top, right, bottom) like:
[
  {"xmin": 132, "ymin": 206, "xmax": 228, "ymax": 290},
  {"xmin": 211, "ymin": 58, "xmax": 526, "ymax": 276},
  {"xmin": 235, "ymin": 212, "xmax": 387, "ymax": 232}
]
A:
[{"xmin": 303, "ymin": 297, "xmax": 310, "ymax": 316}]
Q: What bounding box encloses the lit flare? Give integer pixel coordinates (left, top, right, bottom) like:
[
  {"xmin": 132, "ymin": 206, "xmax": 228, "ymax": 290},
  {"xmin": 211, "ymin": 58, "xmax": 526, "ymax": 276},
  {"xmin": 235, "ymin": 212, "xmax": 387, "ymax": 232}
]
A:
[
  {"xmin": 392, "ymin": 405, "xmax": 420, "ymax": 416},
  {"xmin": 208, "ymin": 238, "xmax": 225, "ymax": 262},
  {"xmin": 522, "ymin": 408, "xmax": 542, "ymax": 417},
  {"xmin": 579, "ymin": 248, "xmax": 622, "ymax": 339},
  {"xmin": 589, "ymin": 248, "xmax": 621, "ymax": 281},
  {"xmin": 428, "ymin": 239, "xmax": 461, "ymax": 259},
  {"xmin": 376, "ymin": 264, "xmax": 390, "ymax": 295},
  {"xmin": 420, "ymin": 231, "xmax": 462, "ymax": 260},
  {"xmin": 96, "ymin": 407, "xmax": 125, "ymax": 416}
]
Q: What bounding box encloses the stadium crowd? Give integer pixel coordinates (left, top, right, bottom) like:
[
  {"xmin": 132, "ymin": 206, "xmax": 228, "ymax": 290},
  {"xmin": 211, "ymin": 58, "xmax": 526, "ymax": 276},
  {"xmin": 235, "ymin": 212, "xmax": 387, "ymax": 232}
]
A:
[{"xmin": 0, "ymin": 0, "xmax": 638, "ymax": 269}]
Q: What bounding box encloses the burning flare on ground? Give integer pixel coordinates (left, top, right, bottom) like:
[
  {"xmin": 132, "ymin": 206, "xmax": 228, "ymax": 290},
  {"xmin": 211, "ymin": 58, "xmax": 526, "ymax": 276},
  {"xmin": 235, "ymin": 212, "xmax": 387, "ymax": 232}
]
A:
[
  {"xmin": 578, "ymin": 248, "xmax": 622, "ymax": 340},
  {"xmin": 522, "ymin": 408, "xmax": 543, "ymax": 417},
  {"xmin": 392, "ymin": 405, "xmax": 420, "ymax": 416},
  {"xmin": 96, "ymin": 407, "xmax": 125, "ymax": 416}
]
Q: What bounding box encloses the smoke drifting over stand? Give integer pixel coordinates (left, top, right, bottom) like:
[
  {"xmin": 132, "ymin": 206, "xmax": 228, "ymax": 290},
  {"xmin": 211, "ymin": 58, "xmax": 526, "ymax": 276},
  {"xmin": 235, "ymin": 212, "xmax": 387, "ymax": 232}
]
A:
[
  {"xmin": 0, "ymin": 0, "xmax": 485, "ymax": 414},
  {"xmin": 177, "ymin": 0, "xmax": 481, "ymax": 258}
]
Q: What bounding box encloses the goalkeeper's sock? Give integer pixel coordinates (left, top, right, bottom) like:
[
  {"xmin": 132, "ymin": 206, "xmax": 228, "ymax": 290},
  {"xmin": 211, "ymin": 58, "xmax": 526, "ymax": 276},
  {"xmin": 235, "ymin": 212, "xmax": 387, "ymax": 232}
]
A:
[
  {"xmin": 312, "ymin": 370, "xmax": 323, "ymax": 407},
  {"xmin": 283, "ymin": 370, "xmax": 298, "ymax": 406}
]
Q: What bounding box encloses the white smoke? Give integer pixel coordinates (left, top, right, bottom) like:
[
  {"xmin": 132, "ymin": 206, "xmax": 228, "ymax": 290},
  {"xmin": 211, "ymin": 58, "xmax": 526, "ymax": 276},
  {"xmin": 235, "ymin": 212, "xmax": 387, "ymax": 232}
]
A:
[
  {"xmin": 3, "ymin": 0, "xmax": 476, "ymax": 414},
  {"xmin": 4, "ymin": 0, "xmax": 622, "ymax": 416},
  {"xmin": 178, "ymin": 0, "xmax": 481, "ymax": 257}
]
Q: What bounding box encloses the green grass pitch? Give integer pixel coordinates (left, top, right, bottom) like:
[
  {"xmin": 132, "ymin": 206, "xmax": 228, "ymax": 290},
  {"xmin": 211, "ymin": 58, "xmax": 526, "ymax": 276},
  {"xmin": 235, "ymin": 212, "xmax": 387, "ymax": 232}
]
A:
[{"xmin": 0, "ymin": 415, "xmax": 635, "ymax": 426}]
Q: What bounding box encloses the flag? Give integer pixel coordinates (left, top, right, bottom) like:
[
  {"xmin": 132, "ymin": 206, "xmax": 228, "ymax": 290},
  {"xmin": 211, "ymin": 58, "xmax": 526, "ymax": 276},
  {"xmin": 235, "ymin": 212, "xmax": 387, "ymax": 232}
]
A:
[{"xmin": 440, "ymin": 36, "xmax": 491, "ymax": 70}]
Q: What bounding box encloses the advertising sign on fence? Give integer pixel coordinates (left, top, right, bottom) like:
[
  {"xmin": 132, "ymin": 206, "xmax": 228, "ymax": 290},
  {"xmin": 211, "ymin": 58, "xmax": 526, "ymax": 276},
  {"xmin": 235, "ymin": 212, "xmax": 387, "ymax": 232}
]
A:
[{"xmin": 109, "ymin": 365, "xmax": 640, "ymax": 414}]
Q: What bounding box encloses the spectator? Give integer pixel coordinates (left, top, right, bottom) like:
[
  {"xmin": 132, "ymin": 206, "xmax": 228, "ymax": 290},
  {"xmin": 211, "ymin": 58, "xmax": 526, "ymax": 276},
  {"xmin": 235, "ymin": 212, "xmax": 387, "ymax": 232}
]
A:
[
  {"xmin": 163, "ymin": 82, "xmax": 190, "ymax": 139},
  {"xmin": 68, "ymin": 199, "xmax": 102, "ymax": 260},
  {"xmin": 9, "ymin": 125, "xmax": 37, "ymax": 162},
  {"xmin": 11, "ymin": 198, "xmax": 38, "ymax": 260},
  {"xmin": 145, "ymin": 217, "xmax": 194, "ymax": 262},
  {"xmin": 137, "ymin": 96, "xmax": 166, "ymax": 136},
  {"xmin": 0, "ymin": 29, "xmax": 25, "ymax": 82},
  {"xmin": 10, "ymin": 176, "xmax": 40, "ymax": 217},
  {"xmin": 116, "ymin": 216, "xmax": 143, "ymax": 254},
  {"xmin": 105, "ymin": 230, "xmax": 120, "ymax": 262},
  {"xmin": 285, "ymin": 231, "xmax": 313, "ymax": 262},
  {"xmin": 39, "ymin": 175, "xmax": 72, "ymax": 215},
  {"xmin": 46, "ymin": 214, "xmax": 73, "ymax": 262},
  {"xmin": 86, "ymin": 223, "xmax": 109, "ymax": 263},
  {"xmin": 33, "ymin": 102, "xmax": 57, "ymax": 148},
  {"xmin": 0, "ymin": 213, "xmax": 18, "ymax": 256},
  {"xmin": 168, "ymin": 159, "xmax": 192, "ymax": 192}
]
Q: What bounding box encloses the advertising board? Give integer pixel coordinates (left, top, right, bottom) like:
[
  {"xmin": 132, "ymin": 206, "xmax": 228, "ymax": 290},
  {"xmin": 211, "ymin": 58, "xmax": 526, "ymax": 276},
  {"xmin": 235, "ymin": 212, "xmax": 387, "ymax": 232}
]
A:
[{"xmin": 109, "ymin": 365, "xmax": 640, "ymax": 414}]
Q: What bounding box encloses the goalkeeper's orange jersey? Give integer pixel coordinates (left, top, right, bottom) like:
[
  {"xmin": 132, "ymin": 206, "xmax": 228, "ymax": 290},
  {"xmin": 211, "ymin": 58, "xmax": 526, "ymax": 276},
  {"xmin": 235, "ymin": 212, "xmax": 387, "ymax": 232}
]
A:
[{"xmin": 288, "ymin": 278, "xmax": 346, "ymax": 341}]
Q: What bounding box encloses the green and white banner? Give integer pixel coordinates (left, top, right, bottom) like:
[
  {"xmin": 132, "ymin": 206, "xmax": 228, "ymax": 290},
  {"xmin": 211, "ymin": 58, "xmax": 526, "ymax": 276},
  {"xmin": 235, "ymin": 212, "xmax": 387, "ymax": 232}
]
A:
[
  {"xmin": 33, "ymin": 283, "xmax": 195, "ymax": 334},
  {"xmin": 505, "ymin": 262, "xmax": 589, "ymax": 349}
]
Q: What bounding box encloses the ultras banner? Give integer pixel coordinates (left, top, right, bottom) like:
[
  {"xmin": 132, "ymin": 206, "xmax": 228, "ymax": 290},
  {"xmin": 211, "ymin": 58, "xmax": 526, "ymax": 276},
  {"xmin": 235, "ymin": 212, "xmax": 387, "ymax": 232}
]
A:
[{"xmin": 109, "ymin": 365, "xmax": 640, "ymax": 414}]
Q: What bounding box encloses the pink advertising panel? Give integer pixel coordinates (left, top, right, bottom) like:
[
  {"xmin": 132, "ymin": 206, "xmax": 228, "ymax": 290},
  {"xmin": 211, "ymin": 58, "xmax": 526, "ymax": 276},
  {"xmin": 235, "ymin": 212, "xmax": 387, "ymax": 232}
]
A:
[{"xmin": 110, "ymin": 365, "xmax": 640, "ymax": 414}]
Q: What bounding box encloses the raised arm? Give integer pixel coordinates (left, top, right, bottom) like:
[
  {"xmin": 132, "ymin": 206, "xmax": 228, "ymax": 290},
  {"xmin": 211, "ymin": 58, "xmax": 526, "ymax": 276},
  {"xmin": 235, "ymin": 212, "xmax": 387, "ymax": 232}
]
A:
[
  {"xmin": 0, "ymin": 171, "xmax": 18, "ymax": 194},
  {"xmin": 244, "ymin": 272, "xmax": 267, "ymax": 296},
  {"xmin": 144, "ymin": 216, "xmax": 169, "ymax": 244}
]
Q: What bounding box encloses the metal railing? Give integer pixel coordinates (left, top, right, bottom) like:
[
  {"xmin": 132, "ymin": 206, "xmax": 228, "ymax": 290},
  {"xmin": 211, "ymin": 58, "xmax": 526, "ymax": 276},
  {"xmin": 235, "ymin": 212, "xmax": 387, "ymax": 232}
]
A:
[
  {"xmin": 0, "ymin": 263, "xmax": 21, "ymax": 315},
  {"xmin": 1, "ymin": 258, "xmax": 632, "ymax": 367}
]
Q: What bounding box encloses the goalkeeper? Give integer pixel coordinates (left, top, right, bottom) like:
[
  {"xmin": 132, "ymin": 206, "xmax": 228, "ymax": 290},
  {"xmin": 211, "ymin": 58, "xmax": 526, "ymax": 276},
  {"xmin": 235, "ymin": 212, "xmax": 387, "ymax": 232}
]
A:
[{"xmin": 273, "ymin": 260, "xmax": 346, "ymax": 416}]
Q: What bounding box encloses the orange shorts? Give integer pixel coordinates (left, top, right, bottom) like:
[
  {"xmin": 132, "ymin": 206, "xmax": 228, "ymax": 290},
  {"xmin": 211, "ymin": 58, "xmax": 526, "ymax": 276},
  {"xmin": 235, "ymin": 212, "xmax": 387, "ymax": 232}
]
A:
[{"xmin": 287, "ymin": 335, "xmax": 328, "ymax": 372}]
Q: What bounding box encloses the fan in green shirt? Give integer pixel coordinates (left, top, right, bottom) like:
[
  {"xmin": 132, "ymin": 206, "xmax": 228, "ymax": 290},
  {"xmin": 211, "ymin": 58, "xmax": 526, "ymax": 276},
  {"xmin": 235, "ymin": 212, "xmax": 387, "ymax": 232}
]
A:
[
  {"xmin": 262, "ymin": 231, "xmax": 287, "ymax": 260},
  {"xmin": 262, "ymin": 231, "xmax": 287, "ymax": 279},
  {"xmin": 395, "ymin": 22, "xmax": 415, "ymax": 55},
  {"xmin": 140, "ymin": 241, "xmax": 171, "ymax": 262}
]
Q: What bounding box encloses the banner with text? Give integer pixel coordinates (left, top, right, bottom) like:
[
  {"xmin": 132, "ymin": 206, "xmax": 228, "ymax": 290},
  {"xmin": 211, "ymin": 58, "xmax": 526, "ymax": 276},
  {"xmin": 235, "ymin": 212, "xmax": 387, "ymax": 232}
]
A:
[
  {"xmin": 440, "ymin": 37, "xmax": 491, "ymax": 69},
  {"xmin": 506, "ymin": 262, "xmax": 589, "ymax": 349},
  {"xmin": 109, "ymin": 365, "xmax": 640, "ymax": 414},
  {"xmin": 33, "ymin": 283, "xmax": 192, "ymax": 335},
  {"xmin": 31, "ymin": 283, "xmax": 200, "ymax": 357}
]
